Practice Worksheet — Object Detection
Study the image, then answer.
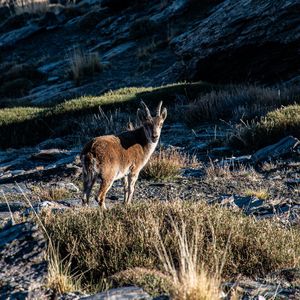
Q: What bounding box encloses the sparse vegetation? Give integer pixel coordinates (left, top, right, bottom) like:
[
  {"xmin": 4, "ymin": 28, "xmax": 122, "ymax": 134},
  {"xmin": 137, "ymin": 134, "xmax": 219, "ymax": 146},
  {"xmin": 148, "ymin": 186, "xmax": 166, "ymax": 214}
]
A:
[
  {"xmin": 0, "ymin": 82, "xmax": 216, "ymax": 148},
  {"xmin": 141, "ymin": 148, "xmax": 196, "ymax": 181},
  {"xmin": 0, "ymin": 63, "xmax": 45, "ymax": 97},
  {"xmin": 42, "ymin": 201, "xmax": 300, "ymax": 294},
  {"xmin": 129, "ymin": 17, "xmax": 158, "ymax": 38},
  {"xmin": 244, "ymin": 188, "xmax": 270, "ymax": 200},
  {"xmin": 185, "ymin": 86, "xmax": 300, "ymax": 126},
  {"xmin": 1, "ymin": 0, "xmax": 49, "ymax": 15},
  {"xmin": 69, "ymin": 48, "xmax": 102, "ymax": 84},
  {"xmin": 136, "ymin": 40, "xmax": 158, "ymax": 60},
  {"xmin": 230, "ymin": 104, "xmax": 300, "ymax": 150},
  {"xmin": 32, "ymin": 186, "xmax": 72, "ymax": 201}
]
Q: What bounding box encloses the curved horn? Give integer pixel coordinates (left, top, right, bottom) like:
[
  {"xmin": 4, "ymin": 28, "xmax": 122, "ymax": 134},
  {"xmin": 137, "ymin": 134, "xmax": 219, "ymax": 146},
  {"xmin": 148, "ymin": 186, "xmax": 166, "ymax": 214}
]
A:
[
  {"xmin": 140, "ymin": 101, "xmax": 151, "ymax": 118},
  {"xmin": 156, "ymin": 101, "xmax": 163, "ymax": 116}
]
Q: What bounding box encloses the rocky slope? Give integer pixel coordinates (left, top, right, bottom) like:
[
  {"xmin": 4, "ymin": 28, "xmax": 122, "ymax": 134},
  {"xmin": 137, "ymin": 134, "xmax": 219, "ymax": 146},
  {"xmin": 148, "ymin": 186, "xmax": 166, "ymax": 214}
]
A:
[
  {"xmin": 0, "ymin": 0, "xmax": 300, "ymax": 299},
  {"xmin": 1, "ymin": 0, "xmax": 299, "ymax": 107}
]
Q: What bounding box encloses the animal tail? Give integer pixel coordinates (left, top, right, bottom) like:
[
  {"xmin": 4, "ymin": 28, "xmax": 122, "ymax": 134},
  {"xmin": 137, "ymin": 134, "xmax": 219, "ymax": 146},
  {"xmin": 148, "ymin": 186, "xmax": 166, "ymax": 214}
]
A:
[{"xmin": 81, "ymin": 153, "xmax": 97, "ymax": 182}]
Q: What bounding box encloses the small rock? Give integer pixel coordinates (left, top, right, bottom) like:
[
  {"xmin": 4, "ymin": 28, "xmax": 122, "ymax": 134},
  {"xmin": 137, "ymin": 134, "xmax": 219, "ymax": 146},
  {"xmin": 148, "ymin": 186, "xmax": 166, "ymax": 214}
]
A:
[
  {"xmin": 56, "ymin": 182, "xmax": 80, "ymax": 192},
  {"xmin": 10, "ymin": 169, "xmax": 25, "ymax": 176},
  {"xmin": 82, "ymin": 286, "xmax": 151, "ymax": 300},
  {"xmin": 31, "ymin": 149, "xmax": 69, "ymax": 161}
]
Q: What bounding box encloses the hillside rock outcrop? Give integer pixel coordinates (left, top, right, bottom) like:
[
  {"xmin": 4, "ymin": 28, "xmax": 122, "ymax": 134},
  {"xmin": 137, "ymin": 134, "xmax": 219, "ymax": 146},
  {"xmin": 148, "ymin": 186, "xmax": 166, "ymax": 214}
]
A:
[{"xmin": 171, "ymin": 0, "xmax": 300, "ymax": 84}]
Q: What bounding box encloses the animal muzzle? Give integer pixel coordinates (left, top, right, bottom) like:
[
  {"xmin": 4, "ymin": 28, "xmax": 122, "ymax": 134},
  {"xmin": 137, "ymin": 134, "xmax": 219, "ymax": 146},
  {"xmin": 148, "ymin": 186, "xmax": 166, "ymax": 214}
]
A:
[{"xmin": 152, "ymin": 135, "xmax": 159, "ymax": 141}]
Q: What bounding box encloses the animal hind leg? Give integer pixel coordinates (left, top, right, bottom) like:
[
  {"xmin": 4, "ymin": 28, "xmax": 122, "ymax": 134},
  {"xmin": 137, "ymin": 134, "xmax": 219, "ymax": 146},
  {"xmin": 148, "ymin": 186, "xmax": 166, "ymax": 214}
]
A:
[
  {"xmin": 82, "ymin": 174, "xmax": 96, "ymax": 206},
  {"xmin": 95, "ymin": 178, "xmax": 114, "ymax": 209}
]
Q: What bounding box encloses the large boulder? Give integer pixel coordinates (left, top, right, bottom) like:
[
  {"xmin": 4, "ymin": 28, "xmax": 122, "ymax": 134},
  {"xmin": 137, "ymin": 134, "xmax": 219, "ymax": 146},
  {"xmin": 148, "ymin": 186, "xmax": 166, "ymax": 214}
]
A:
[{"xmin": 171, "ymin": 0, "xmax": 300, "ymax": 84}]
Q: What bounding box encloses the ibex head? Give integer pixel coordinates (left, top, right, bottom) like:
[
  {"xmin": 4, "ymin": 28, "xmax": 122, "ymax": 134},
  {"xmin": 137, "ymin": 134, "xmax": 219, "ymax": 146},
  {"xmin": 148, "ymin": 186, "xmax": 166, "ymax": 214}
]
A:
[{"xmin": 137, "ymin": 101, "xmax": 167, "ymax": 143}]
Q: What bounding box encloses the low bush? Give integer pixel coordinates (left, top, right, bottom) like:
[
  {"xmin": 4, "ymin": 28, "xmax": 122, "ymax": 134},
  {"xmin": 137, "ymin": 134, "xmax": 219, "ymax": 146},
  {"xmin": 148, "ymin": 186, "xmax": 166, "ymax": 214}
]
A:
[
  {"xmin": 230, "ymin": 104, "xmax": 300, "ymax": 150},
  {"xmin": 141, "ymin": 148, "xmax": 196, "ymax": 181},
  {"xmin": 43, "ymin": 201, "xmax": 300, "ymax": 293}
]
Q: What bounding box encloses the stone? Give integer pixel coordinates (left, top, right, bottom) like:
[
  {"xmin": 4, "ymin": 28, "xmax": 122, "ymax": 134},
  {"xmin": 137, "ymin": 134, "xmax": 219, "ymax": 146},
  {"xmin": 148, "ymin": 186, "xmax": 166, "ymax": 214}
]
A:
[
  {"xmin": 0, "ymin": 23, "xmax": 42, "ymax": 49},
  {"xmin": 251, "ymin": 136, "xmax": 300, "ymax": 164},
  {"xmin": 38, "ymin": 138, "xmax": 67, "ymax": 150},
  {"xmin": 56, "ymin": 182, "xmax": 80, "ymax": 192},
  {"xmin": 81, "ymin": 286, "xmax": 151, "ymax": 300},
  {"xmin": 0, "ymin": 222, "xmax": 48, "ymax": 299},
  {"xmin": 102, "ymin": 42, "xmax": 136, "ymax": 61},
  {"xmin": 31, "ymin": 149, "xmax": 69, "ymax": 161}
]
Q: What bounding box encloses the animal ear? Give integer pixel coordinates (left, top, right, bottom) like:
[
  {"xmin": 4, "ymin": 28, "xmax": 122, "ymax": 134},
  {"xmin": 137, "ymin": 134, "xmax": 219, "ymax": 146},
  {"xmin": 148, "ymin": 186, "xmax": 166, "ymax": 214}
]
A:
[
  {"xmin": 127, "ymin": 121, "xmax": 134, "ymax": 130},
  {"xmin": 160, "ymin": 107, "xmax": 167, "ymax": 121},
  {"xmin": 137, "ymin": 108, "xmax": 146, "ymax": 123}
]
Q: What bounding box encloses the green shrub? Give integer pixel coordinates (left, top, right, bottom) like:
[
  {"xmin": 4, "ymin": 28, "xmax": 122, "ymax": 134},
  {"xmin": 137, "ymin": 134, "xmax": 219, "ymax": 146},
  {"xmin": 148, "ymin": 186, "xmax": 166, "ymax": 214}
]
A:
[{"xmin": 230, "ymin": 104, "xmax": 300, "ymax": 150}]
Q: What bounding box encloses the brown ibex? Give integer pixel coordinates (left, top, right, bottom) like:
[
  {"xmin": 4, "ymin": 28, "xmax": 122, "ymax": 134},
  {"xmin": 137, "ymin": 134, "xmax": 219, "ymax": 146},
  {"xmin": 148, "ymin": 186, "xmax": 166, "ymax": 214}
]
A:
[{"xmin": 80, "ymin": 101, "xmax": 167, "ymax": 208}]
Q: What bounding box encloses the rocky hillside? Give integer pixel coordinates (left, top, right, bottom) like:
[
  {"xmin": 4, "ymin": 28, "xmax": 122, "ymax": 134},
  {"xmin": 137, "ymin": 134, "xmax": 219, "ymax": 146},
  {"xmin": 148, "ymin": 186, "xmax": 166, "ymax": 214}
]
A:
[
  {"xmin": 0, "ymin": 0, "xmax": 300, "ymax": 299},
  {"xmin": 0, "ymin": 0, "xmax": 299, "ymax": 107}
]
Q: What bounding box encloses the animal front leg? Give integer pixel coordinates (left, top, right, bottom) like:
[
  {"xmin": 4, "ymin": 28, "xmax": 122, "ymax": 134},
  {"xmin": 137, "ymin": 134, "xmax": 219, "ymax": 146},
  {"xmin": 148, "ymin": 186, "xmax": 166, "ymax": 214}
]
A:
[
  {"xmin": 123, "ymin": 175, "xmax": 129, "ymax": 203},
  {"xmin": 126, "ymin": 173, "xmax": 139, "ymax": 204}
]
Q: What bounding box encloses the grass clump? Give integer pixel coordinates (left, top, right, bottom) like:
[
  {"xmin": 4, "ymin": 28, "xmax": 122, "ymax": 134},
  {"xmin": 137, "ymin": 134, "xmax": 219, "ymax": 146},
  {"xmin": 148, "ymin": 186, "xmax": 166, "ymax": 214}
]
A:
[
  {"xmin": 230, "ymin": 104, "xmax": 300, "ymax": 150},
  {"xmin": 141, "ymin": 148, "xmax": 195, "ymax": 181},
  {"xmin": 185, "ymin": 86, "xmax": 300, "ymax": 126},
  {"xmin": 243, "ymin": 188, "xmax": 269, "ymax": 200},
  {"xmin": 69, "ymin": 48, "xmax": 102, "ymax": 84},
  {"xmin": 47, "ymin": 248, "xmax": 81, "ymax": 295},
  {"xmin": 156, "ymin": 218, "xmax": 222, "ymax": 300},
  {"xmin": 42, "ymin": 201, "xmax": 300, "ymax": 294},
  {"xmin": 32, "ymin": 186, "xmax": 72, "ymax": 201}
]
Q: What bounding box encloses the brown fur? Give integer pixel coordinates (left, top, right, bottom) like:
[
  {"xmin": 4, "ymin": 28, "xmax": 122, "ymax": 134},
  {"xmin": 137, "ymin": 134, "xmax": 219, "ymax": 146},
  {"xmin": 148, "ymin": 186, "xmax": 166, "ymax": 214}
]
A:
[{"xmin": 80, "ymin": 101, "xmax": 167, "ymax": 208}]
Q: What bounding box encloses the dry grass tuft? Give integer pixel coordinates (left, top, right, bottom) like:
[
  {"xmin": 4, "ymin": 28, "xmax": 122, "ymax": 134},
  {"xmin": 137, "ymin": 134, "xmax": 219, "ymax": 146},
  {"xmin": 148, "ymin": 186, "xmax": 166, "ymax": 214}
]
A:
[
  {"xmin": 185, "ymin": 86, "xmax": 300, "ymax": 126},
  {"xmin": 2, "ymin": 0, "xmax": 50, "ymax": 15},
  {"xmin": 205, "ymin": 160, "xmax": 233, "ymax": 180},
  {"xmin": 141, "ymin": 148, "xmax": 197, "ymax": 181},
  {"xmin": 47, "ymin": 247, "xmax": 81, "ymax": 294},
  {"xmin": 156, "ymin": 218, "xmax": 221, "ymax": 300},
  {"xmin": 32, "ymin": 186, "xmax": 71, "ymax": 201},
  {"xmin": 243, "ymin": 188, "xmax": 270, "ymax": 200},
  {"xmin": 69, "ymin": 48, "xmax": 102, "ymax": 84},
  {"xmin": 204, "ymin": 159, "xmax": 259, "ymax": 181}
]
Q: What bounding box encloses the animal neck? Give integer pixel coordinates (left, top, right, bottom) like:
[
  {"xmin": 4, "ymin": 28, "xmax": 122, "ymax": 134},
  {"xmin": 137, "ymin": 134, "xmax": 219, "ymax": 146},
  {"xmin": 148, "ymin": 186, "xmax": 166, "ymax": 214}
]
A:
[{"xmin": 139, "ymin": 127, "xmax": 159, "ymax": 155}]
